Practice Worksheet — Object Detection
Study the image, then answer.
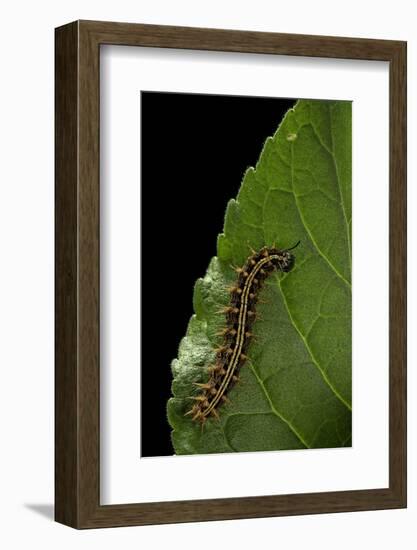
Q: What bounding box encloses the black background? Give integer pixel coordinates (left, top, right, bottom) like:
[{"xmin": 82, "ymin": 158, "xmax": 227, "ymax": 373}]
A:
[{"xmin": 141, "ymin": 91, "xmax": 296, "ymax": 456}]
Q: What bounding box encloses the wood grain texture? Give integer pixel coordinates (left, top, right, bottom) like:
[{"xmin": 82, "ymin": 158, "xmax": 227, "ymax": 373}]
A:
[
  {"xmin": 55, "ymin": 21, "xmax": 79, "ymax": 527},
  {"xmin": 55, "ymin": 20, "xmax": 407, "ymax": 529},
  {"xmin": 388, "ymin": 41, "xmax": 407, "ymax": 504}
]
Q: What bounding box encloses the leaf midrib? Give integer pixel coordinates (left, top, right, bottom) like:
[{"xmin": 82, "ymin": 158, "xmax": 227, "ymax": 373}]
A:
[
  {"xmin": 277, "ymin": 277, "xmax": 352, "ymax": 412},
  {"xmin": 293, "ymin": 118, "xmax": 351, "ymax": 286},
  {"xmin": 307, "ymin": 104, "xmax": 352, "ymax": 273},
  {"xmin": 255, "ymin": 103, "xmax": 351, "ymax": 413}
]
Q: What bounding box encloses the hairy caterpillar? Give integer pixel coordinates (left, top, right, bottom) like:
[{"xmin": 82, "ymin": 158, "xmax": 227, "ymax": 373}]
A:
[{"xmin": 185, "ymin": 242, "xmax": 299, "ymax": 425}]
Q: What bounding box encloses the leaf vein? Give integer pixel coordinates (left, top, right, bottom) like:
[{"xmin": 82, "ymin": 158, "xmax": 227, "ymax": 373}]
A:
[
  {"xmin": 277, "ymin": 279, "xmax": 352, "ymax": 411},
  {"xmin": 248, "ymin": 362, "xmax": 309, "ymax": 448}
]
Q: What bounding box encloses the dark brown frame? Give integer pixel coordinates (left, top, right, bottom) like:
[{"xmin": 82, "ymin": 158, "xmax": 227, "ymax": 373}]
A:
[{"xmin": 55, "ymin": 20, "xmax": 407, "ymax": 529}]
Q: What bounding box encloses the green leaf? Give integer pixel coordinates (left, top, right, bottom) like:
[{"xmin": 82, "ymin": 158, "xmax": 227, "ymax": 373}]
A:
[{"xmin": 167, "ymin": 99, "xmax": 352, "ymax": 455}]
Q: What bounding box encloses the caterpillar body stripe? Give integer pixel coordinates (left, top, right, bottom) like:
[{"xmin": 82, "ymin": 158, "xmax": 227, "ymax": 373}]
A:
[{"xmin": 185, "ymin": 243, "xmax": 299, "ymax": 425}]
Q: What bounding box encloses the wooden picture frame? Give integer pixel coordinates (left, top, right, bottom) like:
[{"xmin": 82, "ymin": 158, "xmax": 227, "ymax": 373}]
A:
[{"xmin": 55, "ymin": 20, "xmax": 407, "ymax": 528}]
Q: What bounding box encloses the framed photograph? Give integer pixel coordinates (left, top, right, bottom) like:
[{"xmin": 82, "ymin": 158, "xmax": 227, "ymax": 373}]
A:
[{"xmin": 55, "ymin": 20, "xmax": 406, "ymax": 528}]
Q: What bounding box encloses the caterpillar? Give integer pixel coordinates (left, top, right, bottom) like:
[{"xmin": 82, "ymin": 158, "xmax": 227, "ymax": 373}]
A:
[{"xmin": 185, "ymin": 241, "xmax": 300, "ymax": 426}]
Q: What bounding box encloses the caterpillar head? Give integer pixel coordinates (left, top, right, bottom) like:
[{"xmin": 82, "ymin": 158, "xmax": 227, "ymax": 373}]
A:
[
  {"xmin": 280, "ymin": 240, "xmax": 300, "ymax": 272},
  {"xmin": 279, "ymin": 250, "xmax": 295, "ymax": 272}
]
